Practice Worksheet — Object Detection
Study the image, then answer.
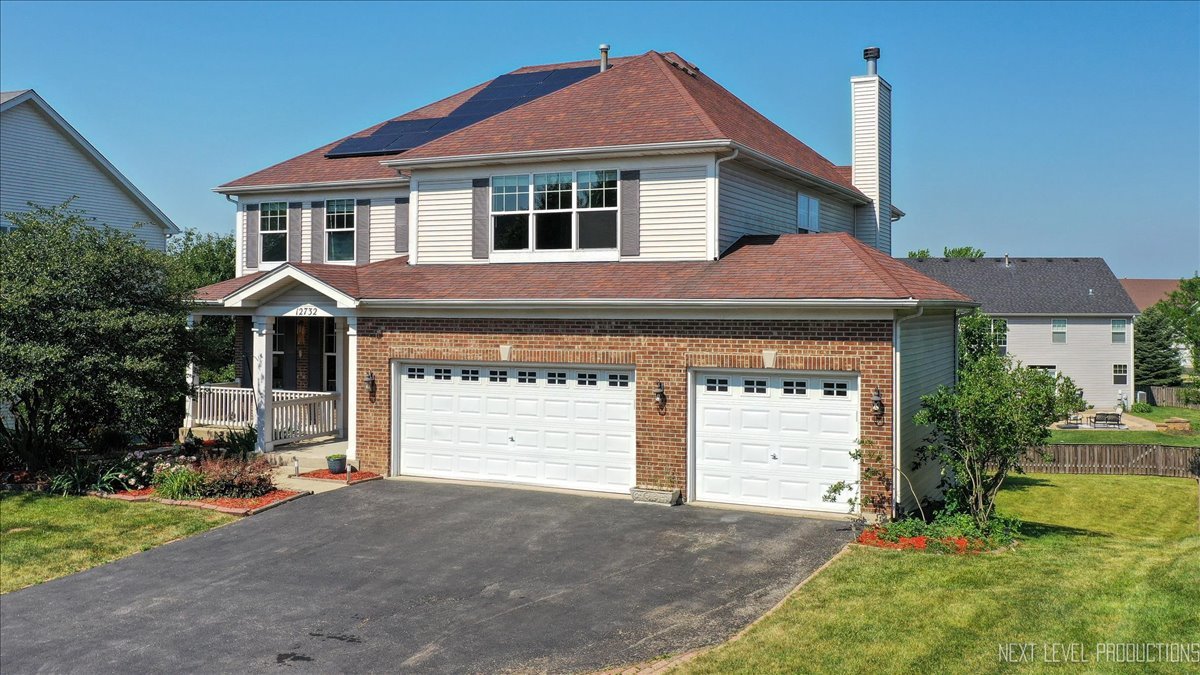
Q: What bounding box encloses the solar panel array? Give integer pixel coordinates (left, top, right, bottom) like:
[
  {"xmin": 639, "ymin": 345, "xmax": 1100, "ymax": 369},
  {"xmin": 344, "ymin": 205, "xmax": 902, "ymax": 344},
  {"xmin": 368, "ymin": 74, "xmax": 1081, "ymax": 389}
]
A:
[{"xmin": 325, "ymin": 65, "xmax": 598, "ymax": 159}]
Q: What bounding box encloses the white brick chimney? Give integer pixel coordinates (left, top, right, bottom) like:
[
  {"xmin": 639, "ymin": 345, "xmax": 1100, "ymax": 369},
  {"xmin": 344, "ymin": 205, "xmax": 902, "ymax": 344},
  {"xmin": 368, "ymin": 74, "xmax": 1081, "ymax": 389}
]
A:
[{"xmin": 851, "ymin": 46, "xmax": 893, "ymax": 254}]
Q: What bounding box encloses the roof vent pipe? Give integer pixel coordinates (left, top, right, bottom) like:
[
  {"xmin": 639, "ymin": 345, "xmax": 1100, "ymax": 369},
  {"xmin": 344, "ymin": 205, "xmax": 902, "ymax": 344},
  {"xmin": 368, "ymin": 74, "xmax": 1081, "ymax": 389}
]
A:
[
  {"xmin": 864, "ymin": 46, "xmax": 880, "ymax": 75},
  {"xmin": 599, "ymin": 44, "xmax": 610, "ymax": 72},
  {"xmin": 1004, "ymin": 254, "xmax": 1010, "ymax": 267}
]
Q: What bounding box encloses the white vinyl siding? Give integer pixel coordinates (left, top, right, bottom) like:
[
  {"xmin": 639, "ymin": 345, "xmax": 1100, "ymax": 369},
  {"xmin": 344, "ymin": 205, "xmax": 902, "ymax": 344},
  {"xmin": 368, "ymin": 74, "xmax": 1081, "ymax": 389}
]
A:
[
  {"xmin": 370, "ymin": 198, "xmax": 402, "ymax": 263},
  {"xmin": 0, "ymin": 99, "xmax": 167, "ymax": 249},
  {"xmin": 637, "ymin": 165, "xmax": 709, "ymax": 260},
  {"xmin": 718, "ymin": 161, "xmax": 796, "ymax": 252},
  {"xmin": 415, "ymin": 178, "xmax": 475, "ymax": 264},
  {"xmin": 717, "ymin": 160, "xmax": 858, "ymax": 254},
  {"xmin": 1003, "ymin": 316, "xmax": 1136, "ymax": 408},
  {"xmin": 897, "ymin": 310, "xmax": 956, "ymax": 514}
]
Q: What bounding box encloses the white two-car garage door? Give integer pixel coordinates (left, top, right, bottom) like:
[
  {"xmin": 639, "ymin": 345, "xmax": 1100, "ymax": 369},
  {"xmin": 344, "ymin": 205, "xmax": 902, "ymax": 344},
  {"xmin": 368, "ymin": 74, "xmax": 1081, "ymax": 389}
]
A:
[
  {"xmin": 694, "ymin": 372, "xmax": 860, "ymax": 512},
  {"xmin": 394, "ymin": 363, "xmax": 635, "ymax": 494}
]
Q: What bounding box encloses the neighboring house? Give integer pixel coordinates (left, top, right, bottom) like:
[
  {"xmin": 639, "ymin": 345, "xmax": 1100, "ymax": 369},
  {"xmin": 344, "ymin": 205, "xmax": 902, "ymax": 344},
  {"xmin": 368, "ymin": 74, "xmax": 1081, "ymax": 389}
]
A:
[
  {"xmin": 0, "ymin": 89, "xmax": 178, "ymax": 247},
  {"xmin": 188, "ymin": 47, "xmax": 972, "ymax": 517},
  {"xmin": 906, "ymin": 256, "xmax": 1139, "ymax": 408},
  {"xmin": 1119, "ymin": 277, "xmax": 1192, "ymax": 370}
]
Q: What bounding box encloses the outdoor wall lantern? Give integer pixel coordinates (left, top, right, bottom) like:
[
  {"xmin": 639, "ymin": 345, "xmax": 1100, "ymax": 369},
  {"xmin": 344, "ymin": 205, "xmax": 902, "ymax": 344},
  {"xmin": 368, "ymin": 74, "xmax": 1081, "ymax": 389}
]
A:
[
  {"xmin": 364, "ymin": 371, "xmax": 377, "ymax": 396},
  {"xmin": 871, "ymin": 387, "xmax": 884, "ymax": 417},
  {"xmin": 654, "ymin": 382, "xmax": 667, "ymax": 410}
]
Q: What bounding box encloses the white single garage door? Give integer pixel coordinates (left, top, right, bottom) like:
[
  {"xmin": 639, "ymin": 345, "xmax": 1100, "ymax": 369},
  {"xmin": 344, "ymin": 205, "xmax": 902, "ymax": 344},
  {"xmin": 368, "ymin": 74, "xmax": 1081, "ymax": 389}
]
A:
[
  {"xmin": 394, "ymin": 363, "xmax": 636, "ymax": 493},
  {"xmin": 694, "ymin": 372, "xmax": 860, "ymax": 512}
]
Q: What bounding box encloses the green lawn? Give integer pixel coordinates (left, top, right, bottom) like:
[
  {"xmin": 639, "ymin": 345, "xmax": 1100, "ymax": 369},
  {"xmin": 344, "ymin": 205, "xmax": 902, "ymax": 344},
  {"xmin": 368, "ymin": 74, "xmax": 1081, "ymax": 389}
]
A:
[
  {"xmin": 679, "ymin": 474, "xmax": 1200, "ymax": 674},
  {"xmin": 1130, "ymin": 405, "xmax": 1200, "ymax": 426},
  {"xmin": 1047, "ymin": 429, "xmax": 1200, "ymax": 447},
  {"xmin": 0, "ymin": 492, "xmax": 233, "ymax": 594}
]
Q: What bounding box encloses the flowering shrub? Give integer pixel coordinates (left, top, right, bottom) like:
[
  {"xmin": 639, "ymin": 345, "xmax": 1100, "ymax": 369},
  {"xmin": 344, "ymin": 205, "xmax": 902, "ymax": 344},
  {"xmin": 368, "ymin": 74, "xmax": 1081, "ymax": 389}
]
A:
[
  {"xmin": 196, "ymin": 455, "xmax": 273, "ymax": 499},
  {"xmin": 856, "ymin": 510, "xmax": 1019, "ymax": 554}
]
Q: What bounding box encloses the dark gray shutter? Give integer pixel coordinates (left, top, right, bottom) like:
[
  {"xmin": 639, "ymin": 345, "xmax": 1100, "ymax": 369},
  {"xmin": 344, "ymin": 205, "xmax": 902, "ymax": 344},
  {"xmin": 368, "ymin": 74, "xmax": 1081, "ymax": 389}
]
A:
[
  {"xmin": 619, "ymin": 170, "xmax": 640, "ymax": 257},
  {"xmin": 244, "ymin": 203, "xmax": 260, "ymax": 267},
  {"xmin": 394, "ymin": 196, "xmax": 410, "ymax": 253},
  {"xmin": 287, "ymin": 202, "xmax": 302, "ymax": 262},
  {"xmin": 471, "ymin": 178, "xmax": 489, "ymax": 259},
  {"xmin": 356, "ymin": 199, "xmax": 371, "ymax": 265},
  {"xmin": 310, "ymin": 201, "xmax": 325, "ymax": 263},
  {"xmin": 279, "ymin": 318, "xmax": 298, "ymax": 390},
  {"xmin": 306, "ymin": 317, "xmax": 325, "ymax": 392}
]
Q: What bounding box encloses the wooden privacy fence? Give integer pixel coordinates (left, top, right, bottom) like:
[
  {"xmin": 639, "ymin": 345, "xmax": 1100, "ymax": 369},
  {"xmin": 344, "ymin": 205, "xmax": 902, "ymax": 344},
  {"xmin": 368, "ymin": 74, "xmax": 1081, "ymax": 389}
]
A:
[
  {"xmin": 1022, "ymin": 444, "xmax": 1197, "ymax": 478},
  {"xmin": 1138, "ymin": 386, "xmax": 1200, "ymax": 409}
]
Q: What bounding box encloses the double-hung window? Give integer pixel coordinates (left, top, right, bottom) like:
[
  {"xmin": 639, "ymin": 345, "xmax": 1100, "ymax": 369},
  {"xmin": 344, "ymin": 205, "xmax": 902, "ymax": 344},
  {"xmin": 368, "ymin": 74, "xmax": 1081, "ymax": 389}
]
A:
[
  {"xmin": 1051, "ymin": 318, "xmax": 1067, "ymax": 344},
  {"xmin": 325, "ymin": 199, "xmax": 355, "ymax": 262},
  {"xmin": 993, "ymin": 319, "xmax": 1008, "ymax": 356},
  {"xmin": 491, "ymin": 170, "xmax": 619, "ymax": 256},
  {"xmin": 1113, "ymin": 364, "xmax": 1128, "ymax": 385},
  {"xmin": 260, "ymin": 202, "xmax": 288, "ymax": 263},
  {"xmin": 797, "ymin": 194, "xmax": 820, "ymax": 232},
  {"xmin": 1111, "ymin": 319, "xmax": 1127, "ymax": 344}
]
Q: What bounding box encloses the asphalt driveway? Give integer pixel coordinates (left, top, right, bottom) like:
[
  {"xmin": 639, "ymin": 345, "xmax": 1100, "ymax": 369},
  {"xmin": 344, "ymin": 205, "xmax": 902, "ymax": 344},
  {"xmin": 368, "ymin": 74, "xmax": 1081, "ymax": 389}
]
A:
[{"xmin": 1, "ymin": 480, "xmax": 851, "ymax": 674}]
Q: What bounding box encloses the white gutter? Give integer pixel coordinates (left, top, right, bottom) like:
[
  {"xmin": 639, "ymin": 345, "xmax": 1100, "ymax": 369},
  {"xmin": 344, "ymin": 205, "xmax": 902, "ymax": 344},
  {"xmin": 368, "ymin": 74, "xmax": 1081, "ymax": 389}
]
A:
[
  {"xmin": 379, "ymin": 140, "xmax": 734, "ymax": 170},
  {"xmin": 892, "ymin": 306, "xmax": 925, "ymax": 518},
  {"xmin": 711, "ymin": 148, "xmax": 739, "ymax": 259},
  {"xmin": 212, "ymin": 177, "xmax": 409, "ymax": 196},
  {"xmin": 355, "ymin": 297, "xmax": 977, "ymax": 309}
]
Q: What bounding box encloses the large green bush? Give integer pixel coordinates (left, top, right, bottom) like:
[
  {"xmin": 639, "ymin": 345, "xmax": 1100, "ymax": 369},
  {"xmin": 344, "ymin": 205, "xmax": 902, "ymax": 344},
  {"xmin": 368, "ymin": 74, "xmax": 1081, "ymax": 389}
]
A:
[{"xmin": 0, "ymin": 203, "xmax": 193, "ymax": 470}]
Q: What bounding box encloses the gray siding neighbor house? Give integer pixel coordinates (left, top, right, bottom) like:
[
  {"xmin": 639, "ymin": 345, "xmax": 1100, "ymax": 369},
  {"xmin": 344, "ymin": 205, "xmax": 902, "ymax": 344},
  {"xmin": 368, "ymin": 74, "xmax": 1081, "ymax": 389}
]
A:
[
  {"xmin": 905, "ymin": 257, "xmax": 1139, "ymax": 408},
  {"xmin": 0, "ymin": 89, "xmax": 178, "ymax": 247}
]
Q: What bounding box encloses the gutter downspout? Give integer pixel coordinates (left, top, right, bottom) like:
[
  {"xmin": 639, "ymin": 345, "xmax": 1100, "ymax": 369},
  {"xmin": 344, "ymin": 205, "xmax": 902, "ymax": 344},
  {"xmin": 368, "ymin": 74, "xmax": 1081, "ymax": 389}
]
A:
[
  {"xmin": 712, "ymin": 148, "xmax": 739, "ymax": 260},
  {"xmin": 892, "ymin": 304, "xmax": 924, "ymax": 519}
]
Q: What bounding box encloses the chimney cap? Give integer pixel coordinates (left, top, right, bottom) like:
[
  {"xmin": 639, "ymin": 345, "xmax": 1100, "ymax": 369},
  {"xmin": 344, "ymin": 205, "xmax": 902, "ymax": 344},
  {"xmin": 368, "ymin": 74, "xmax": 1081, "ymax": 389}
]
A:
[
  {"xmin": 599, "ymin": 43, "xmax": 610, "ymax": 51},
  {"xmin": 864, "ymin": 46, "xmax": 880, "ymax": 60}
]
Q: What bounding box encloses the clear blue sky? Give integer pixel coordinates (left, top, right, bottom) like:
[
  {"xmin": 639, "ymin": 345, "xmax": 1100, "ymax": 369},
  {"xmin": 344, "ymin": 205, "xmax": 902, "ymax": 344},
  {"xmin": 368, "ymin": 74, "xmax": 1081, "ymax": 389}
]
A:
[{"xmin": 2, "ymin": 1, "xmax": 1197, "ymax": 276}]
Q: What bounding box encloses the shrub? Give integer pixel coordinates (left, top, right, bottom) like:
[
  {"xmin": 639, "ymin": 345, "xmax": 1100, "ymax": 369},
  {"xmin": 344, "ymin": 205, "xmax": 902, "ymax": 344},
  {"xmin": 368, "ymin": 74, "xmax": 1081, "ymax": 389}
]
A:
[
  {"xmin": 48, "ymin": 458, "xmax": 125, "ymax": 496},
  {"xmin": 152, "ymin": 464, "xmax": 205, "ymax": 500},
  {"xmin": 197, "ymin": 455, "xmax": 273, "ymax": 499},
  {"xmin": 216, "ymin": 426, "xmax": 257, "ymax": 459},
  {"xmin": 1130, "ymin": 401, "xmax": 1153, "ymax": 414}
]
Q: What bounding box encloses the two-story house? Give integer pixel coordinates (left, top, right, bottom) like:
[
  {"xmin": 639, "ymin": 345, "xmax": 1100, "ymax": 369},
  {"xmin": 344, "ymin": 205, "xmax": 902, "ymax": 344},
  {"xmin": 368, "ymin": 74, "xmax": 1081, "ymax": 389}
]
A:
[
  {"xmin": 188, "ymin": 47, "xmax": 973, "ymax": 518},
  {"xmin": 906, "ymin": 256, "xmax": 1139, "ymax": 408},
  {"xmin": 0, "ymin": 89, "xmax": 178, "ymax": 247}
]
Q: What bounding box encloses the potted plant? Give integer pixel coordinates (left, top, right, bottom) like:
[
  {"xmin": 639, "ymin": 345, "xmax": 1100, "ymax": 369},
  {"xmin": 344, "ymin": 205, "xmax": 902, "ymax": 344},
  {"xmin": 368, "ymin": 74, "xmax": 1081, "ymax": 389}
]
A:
[{"xmin": 326, "ymin": 453, "xmax": 347, "ymax": 474}]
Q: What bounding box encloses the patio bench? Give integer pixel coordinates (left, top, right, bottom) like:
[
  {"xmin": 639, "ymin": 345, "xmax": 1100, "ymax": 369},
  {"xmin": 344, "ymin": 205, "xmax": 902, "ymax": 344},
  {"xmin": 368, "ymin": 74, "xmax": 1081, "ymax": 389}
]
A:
[{"xmin": 1092, "ymin": 412, "xmax": 1122, "ymax": 428}]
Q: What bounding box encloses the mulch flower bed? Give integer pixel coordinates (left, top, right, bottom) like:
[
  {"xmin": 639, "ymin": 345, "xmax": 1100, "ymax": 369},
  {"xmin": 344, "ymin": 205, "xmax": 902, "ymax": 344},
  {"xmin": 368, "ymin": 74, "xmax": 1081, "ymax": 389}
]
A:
[
  {"xmin": 297, "ymin": 469, "xmax": 382, "ymax": 483},
  {"xmin": 857, "ymin": 528, "xmax": 991, "ymax": 554},
  {"xmin": 98, "ymin": 488, "xmax": 307, "ymax": 516}
]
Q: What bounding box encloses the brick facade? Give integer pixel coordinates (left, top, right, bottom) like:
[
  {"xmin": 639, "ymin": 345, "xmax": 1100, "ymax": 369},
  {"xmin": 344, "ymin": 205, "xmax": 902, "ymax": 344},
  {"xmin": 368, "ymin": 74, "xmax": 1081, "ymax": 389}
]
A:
[{"xmin": 354, "ymin": 317, "xmax": 897, "ymax": 516}]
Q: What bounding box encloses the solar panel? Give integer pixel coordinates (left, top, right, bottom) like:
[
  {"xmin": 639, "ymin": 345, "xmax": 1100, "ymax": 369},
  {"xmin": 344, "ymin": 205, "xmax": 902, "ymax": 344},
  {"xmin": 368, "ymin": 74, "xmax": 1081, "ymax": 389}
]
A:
[{"xmin": 325, "ymin": 64, "xmax": 601, "ymax": 158}]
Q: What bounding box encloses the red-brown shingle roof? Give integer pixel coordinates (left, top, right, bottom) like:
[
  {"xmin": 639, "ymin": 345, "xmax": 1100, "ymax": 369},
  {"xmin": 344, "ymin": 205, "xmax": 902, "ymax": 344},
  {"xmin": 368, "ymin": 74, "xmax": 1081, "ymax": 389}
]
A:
[
  {"xmin": 1120, "ymin": 278, "xmax": 1181, "ymax": 311},
  {"xmin": 194, "ymin": 234, "xmax": 970, "ymax": 304},
  {"xmin": 219, "ymin": 52, "xmax": 860, "ymax": 194}
]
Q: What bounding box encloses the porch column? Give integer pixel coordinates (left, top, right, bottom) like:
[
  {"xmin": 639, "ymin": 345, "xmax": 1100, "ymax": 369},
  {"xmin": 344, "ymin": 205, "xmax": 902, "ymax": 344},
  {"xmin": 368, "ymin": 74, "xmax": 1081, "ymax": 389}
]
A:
[
  {"xmin": 334, "ymin": 318, "xmax": 346, "ymax": 436},
  {"xmin": 183, "ymin": 314, "xmax": 201, "ymax": 428},
  {"xmin": 252, "ymin": 316, "xmax": 275, "ymax": 453},
  {"xmin": 345, "ymin": 316, "xmax": 358, "ymax": 461}
]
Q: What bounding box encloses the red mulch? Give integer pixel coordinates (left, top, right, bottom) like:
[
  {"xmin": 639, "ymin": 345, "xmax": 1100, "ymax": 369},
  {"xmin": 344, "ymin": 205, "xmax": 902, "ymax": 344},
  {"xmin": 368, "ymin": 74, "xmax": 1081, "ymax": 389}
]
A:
[
  {"xmin": 298, "ymin": 469, "xmax": 381, "ymax": 483},
  {"xmin": 120, "ymin": 488, "xmax": 156, "ymax": 498},
  {"xmin": 857, "ymin": 528, "xmax": 989, "ymax": 554},
  {"xmin": 108, "ymin": 487, "xmax": 302, "ymax": 511},
  {"xmin": 200, "ymin": 490, "xmax": 302, "ymax": 510}
]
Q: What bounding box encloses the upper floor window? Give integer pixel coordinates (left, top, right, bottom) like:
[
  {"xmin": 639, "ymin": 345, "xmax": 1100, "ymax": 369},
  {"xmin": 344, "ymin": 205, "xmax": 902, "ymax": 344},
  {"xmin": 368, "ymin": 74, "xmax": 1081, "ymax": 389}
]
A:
[
  {"xmin": 798, "ymin": 194, "xmax": 820, "ymax": 232},
  {"xmin": 491, "ymin": 170, "xmax": 618, "ymax": 254},
  {"xmin": 325, "ymin": 199, "xmax": 355, "ymax": 262},
  {"xmin": 260, "ymin": 202, "xmax": 288, "ymax": 263},
  {"xmin": 992, "ymin": 319, "xmax": 1008, "ymax": 356},
  {"xmin": 1111, "ymin": 319, "xmax": 1127, "ymax": 344},
  {"xmin": 1051, "ymin": 318, "xmax": 1067, "ymax": 344}
]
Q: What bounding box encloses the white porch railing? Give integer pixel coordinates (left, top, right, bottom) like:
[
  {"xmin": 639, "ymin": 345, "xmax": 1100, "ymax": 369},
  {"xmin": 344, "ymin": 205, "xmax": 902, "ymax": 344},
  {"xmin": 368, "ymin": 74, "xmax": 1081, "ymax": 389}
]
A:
[
  {"xmin": 193, "ymin": 385, "xmax": 340, "ymax": 444},
  {"xmin": 272, "ymin": 392, "xmax": 339, "ymax": 443}
]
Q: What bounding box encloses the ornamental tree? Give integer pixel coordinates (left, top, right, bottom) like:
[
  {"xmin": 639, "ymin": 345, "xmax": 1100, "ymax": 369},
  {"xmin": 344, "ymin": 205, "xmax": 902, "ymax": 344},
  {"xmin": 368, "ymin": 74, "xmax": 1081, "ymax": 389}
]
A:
[
  {"xmin": 914, "ymin": 352, "xmax": 1083, "ymax": 530},
  {"xmin": 1159, "ymin": 275, "xmax": 1200, "ymax": 373},
  {"xmin": 1134, "ymin": 305, "xmax": 1183, "ymax": 387},
  {"xmin": 168, "ymin": 228, "xmax": 237, "ymax": 383},
  {"xmin": 957, "ymin": 308, "xmax": 1005, "ymax": 368},
  {"xmin": 0, "ymin": 203, "xmax": 192, "ymax": 469}
]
